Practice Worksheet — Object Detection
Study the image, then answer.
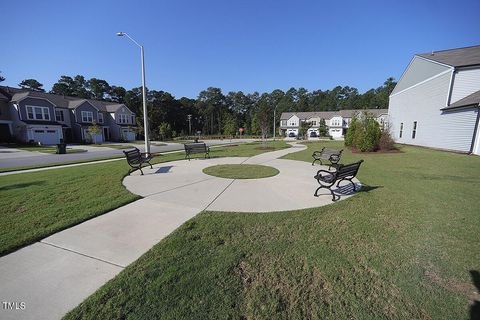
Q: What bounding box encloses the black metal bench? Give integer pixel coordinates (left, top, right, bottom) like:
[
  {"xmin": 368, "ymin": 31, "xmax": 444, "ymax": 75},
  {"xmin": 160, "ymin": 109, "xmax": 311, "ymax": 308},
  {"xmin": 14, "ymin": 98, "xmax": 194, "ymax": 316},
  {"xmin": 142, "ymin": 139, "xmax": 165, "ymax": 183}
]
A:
[
  {"xmin": 123, "ymin": 147, "xmax": 153, "ymax": 175},
  {"xmin": 312, "ymin": 147, "xmax": 343, "ymax": 168},
  {"xmin": 314, "ymin": 160, "xmax": 363, "ymax": 201},
  {"xmin": 184, "ymin": 142, "xmax": 210, "ymax": 160}
]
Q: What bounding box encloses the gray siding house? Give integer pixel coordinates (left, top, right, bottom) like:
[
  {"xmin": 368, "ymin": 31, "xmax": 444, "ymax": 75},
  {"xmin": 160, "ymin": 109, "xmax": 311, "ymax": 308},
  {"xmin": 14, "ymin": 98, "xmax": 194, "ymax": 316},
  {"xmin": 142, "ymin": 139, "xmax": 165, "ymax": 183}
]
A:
[
  {"xmin": 389, "ymin": 45, "xmax": 480, "ymax": 155},
  {"xmin": 0, "ymin": 86, "xmax": 137, "ymax": 144}
]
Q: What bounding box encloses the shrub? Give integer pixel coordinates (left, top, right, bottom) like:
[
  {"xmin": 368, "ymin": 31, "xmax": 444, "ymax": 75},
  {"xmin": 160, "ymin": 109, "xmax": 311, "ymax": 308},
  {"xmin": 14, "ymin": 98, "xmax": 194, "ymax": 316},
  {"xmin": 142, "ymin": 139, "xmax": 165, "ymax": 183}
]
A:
[
  {"xmin": 379, "ymin": 123, "xmax": 395, "ymax": 150},
  {"xmin": 344, "ymin": 111, "xmax": 382, "ymax": 152}
]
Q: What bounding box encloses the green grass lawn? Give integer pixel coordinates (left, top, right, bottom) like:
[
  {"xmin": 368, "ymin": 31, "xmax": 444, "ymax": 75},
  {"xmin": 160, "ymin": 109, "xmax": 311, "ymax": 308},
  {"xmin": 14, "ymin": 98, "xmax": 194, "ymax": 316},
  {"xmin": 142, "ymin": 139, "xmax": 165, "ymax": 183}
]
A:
[
  {"xmin": 63, "ymin": 141, "xmax": 480, "ymax": 320},
  {"xmin": 0, "ymin": 141, "xmax": 289, "ymax": 256},
  {"xmin": 203, "ymin": 164, "xmax": 280, "ymax": 179}
]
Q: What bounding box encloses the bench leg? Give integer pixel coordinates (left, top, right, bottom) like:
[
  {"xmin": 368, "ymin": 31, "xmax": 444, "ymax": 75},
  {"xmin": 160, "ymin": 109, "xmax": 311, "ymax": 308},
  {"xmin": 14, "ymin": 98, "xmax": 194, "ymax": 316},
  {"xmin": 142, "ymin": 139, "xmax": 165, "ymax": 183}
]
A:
[
  {"xmin": 314, "ymin": 185, "xmax": 323, "ymax": 197},
  {"xmin": 312, "ymin": 158, "xmax": 322, "ymax": 166},
  {"xmin": 330, "ymin": 189, "xmax": 338, "ymax": 201},
  {"xmin": 146, "ymin": 161, "xmax": 153, "ymax": 169}
]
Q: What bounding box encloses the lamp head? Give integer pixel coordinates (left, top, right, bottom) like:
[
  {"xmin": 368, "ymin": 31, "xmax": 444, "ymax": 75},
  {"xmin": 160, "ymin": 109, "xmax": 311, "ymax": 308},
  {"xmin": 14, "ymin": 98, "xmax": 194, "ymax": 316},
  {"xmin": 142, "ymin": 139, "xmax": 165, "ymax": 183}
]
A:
[{"xmin": 116, "ymin": 32, "xmax": 124, "ymax": 37}]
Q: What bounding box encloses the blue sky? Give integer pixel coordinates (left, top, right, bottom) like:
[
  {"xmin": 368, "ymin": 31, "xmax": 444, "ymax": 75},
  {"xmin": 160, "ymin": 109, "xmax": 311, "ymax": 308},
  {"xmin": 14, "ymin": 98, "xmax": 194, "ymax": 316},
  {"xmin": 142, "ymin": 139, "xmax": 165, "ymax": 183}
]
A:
[{"xmin": 2, "ymin": 0, "xmax": 479, "ymax": 98}]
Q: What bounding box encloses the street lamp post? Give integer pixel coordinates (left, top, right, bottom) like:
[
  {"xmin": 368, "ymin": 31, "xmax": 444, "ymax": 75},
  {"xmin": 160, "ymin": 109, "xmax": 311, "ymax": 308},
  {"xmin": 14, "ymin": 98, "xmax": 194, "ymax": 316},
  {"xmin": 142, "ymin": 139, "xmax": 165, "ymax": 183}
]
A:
[
  {"xmin": 273, "ymin": 106, "xmax": 277, "ymax": 141},
  {"xmin": 116, "ymin": 32, "xmax": 150, "ymax": 155},
  {"xmin": 187, "ymin": 114, "xmax": 192, "ymax": 136}
]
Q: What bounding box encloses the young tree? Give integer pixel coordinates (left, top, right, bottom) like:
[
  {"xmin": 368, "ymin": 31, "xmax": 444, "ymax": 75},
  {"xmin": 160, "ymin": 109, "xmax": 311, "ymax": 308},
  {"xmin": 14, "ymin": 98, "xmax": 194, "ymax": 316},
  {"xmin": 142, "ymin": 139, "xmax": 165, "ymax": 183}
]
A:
[
  {"xmin": 223, "ymin": 113, "xmax": 237, "ymax": 138},
  {"xmin": 18, "ymin": 79, "xmax": 45, "ymax": 92},
  {"xmin": 158, "ymin": 122, "xmax": 172, "ymax": 141},
  {"xmin": 298, "ymin": 119, "xmax": 313, "ymax": 140},
  {"xmin": 87, "ymin": 121, "xmax": 102, "ymax": 144},
  {"xmin": 318, "ymin": 118, "xmax": 328, "ymax": 137}
]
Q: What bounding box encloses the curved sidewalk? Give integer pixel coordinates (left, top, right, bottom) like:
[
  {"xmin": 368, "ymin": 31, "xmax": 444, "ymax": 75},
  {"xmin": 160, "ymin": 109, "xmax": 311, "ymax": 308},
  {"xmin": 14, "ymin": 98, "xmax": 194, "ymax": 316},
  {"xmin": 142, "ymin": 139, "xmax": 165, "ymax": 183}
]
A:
[
  {"xmin": 124, "ymin": 143, "xmax": 360, "ymax": 212},
  {"xmin": 0, "ymin": 143, "xmax": 360, "ymax": 320}
]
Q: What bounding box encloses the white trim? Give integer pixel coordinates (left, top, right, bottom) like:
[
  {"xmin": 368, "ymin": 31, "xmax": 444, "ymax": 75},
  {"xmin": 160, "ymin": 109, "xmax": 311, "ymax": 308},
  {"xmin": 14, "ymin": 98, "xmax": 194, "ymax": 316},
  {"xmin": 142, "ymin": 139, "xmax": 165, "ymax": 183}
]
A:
[
  {"xmin": 390, "ymin": 56, "xmax": 454, "ymax": 97},
  {"xmin": 26, "ymin": 105, "xmax": 51, "ymax": 121},
  {"xmin": 81, "ymin": 110, "xmax": 94, "ymax": 123},
  {"xmin": 391, "ymin": 56, "xmax": 416, "ymax": 95},
  {"xmin": 389, "ymin": 69, "xmax": 453, "ymax": 98}
]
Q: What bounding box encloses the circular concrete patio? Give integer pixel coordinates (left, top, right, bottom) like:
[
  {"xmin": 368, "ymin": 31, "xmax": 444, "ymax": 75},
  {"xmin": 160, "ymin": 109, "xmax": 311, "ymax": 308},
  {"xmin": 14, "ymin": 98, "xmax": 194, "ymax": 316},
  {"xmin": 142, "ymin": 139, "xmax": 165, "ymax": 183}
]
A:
[{"xmin": 123, "ymin": 143, "xmax": 361, "ymax": 212}]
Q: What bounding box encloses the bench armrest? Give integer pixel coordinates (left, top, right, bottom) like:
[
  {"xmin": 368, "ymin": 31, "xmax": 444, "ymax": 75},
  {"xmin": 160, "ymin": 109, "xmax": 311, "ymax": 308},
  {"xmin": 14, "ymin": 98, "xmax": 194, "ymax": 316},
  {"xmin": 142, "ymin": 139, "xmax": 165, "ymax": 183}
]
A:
[{"xmin": 315, "ymin": 169, "xmax": 336, "ymax": 181}]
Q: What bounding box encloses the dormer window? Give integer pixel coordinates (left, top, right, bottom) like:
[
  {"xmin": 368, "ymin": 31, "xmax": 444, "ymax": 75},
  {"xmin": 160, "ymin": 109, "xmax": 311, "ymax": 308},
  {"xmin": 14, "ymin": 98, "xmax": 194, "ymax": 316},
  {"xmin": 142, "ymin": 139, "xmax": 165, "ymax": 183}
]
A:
[{"xmin": 81, "ymin": 111, "xmax": 93, "ymax": 123}]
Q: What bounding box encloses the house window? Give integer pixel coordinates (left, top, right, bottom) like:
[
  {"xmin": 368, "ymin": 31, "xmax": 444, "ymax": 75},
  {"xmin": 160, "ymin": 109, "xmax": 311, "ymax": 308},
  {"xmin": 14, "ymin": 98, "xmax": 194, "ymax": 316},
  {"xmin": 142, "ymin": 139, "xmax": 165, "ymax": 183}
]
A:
[
  {"xmin": 26, "ymin": 106, "xmax": 50, "ymax": 120},
  {"xmin": 289, "ymin": 121, "xmax": 296, "ymax": 126},
  {"xmin": 281, "ymin": 120, "xmax": 287, "ymax": 126},
  {"xmin": 310, "ymin": 121, "xmax": 317, "ymax": 126},
  {"xmin": 131, "ymin": 115, "xmax": 135, "ymax": 124},
  {"xmin": 399, "ymin": 123, "xmax": 403, "ymax": 138},
  {"xmin": 412, "ymin": 121, "xmax": 417, "ymax": 139},
  {"xmin": 81, "ymin": 111, "xmax": 93, "ymax": 123},
  {"xmin": 118, "ymin": 114, "xmax": 128, "ymax": 124},
  {"xmin": 98, "ymin": 113, "xmax": 104, "ymax": 123},
  {"xmin": 55, "ymin": 110, "xmax": 64, "ymax": 122}
]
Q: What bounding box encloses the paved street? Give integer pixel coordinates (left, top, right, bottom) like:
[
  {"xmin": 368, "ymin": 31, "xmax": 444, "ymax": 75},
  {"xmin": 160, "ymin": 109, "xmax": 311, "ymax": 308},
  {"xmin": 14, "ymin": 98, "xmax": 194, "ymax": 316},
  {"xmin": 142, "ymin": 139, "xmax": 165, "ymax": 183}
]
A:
[{"xmin": 0, "ymin": 139, "xmax": 256, "ymax": 169}]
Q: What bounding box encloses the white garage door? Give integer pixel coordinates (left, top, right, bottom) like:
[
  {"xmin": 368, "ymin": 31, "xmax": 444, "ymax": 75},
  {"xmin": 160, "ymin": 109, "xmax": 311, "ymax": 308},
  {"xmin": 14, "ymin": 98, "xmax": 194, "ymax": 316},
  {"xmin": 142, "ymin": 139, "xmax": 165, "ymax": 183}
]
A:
[{"xmin": 33, "ymin": 129, "xmax": 60, "ymax": 145}]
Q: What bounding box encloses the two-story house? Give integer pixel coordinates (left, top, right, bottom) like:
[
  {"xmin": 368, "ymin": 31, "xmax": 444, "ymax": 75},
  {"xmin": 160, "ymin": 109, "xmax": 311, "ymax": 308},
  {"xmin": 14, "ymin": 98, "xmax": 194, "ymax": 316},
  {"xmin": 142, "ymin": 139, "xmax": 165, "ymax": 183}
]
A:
[
  {"xmin": 0, "ymin": 86, "xmax": 137, "ymax": 144},
  {"xmin": 279, "ymin": 109, "xmax": 388, "ymax": 139},
  {"xmin": 389, "ymin": 45, "xmax": 480, "ymax": 155}
]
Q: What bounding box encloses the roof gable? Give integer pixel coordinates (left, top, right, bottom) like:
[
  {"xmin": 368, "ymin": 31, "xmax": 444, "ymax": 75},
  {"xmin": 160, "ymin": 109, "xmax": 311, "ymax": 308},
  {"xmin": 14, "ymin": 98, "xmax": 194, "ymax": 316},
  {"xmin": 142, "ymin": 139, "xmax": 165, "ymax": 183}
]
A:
[{"xmin": 391, "ymin": 56, "xmax": 451, "ymax": 95}]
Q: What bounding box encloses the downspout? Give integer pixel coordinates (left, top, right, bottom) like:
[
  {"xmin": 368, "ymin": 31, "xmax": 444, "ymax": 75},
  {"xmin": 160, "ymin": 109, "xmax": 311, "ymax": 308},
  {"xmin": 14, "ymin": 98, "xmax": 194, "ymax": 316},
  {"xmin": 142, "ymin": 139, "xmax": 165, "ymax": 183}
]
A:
[
  {"xmin": 445, "ymin": 68, "xmax": 455, "ymax": 107},
  {"xmin": 469, "ymin": 105, "xmax": 480, "ymax": 154}
]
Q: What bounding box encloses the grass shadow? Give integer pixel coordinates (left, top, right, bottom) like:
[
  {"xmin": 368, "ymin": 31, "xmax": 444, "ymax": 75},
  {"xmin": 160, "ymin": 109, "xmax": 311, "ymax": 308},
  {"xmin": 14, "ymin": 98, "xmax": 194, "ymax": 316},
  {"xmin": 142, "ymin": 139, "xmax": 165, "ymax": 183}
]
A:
[{"xmin": 0, "ymin": 181, "xmax": 46, "ymax": 191}]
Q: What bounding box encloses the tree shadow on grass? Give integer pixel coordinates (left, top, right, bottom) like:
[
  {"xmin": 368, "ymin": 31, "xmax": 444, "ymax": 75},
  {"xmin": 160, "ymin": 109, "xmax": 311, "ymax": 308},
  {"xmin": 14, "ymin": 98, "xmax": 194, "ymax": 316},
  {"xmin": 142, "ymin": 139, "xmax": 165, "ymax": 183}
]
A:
[
  {"xmin": 0, "ymin": 181, "xmax": 45, "ymax": 191},
  {"xmin": 470, "ymin": 270, "xmax": 480, "ymax": 320}
]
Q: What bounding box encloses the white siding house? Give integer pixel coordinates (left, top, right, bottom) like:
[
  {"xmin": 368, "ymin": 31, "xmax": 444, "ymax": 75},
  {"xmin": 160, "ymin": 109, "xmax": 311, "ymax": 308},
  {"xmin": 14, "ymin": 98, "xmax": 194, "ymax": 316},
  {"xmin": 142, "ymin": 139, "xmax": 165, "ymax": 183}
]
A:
[
  {"xmin": 279, "ymin": 109, "xmax": 388, "ymax": 139},
  {"xmin": 389, "ymin": 45, "xmax": 480, "ymax": 155}
]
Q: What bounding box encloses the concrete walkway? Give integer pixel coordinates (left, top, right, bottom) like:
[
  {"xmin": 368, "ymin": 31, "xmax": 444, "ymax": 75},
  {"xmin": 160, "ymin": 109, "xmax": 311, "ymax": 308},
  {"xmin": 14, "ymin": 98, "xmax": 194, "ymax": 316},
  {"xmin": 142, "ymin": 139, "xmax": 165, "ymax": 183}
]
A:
[{"xmin": 0, "ymin": 143, "xmax": 360, "ymax": 320}]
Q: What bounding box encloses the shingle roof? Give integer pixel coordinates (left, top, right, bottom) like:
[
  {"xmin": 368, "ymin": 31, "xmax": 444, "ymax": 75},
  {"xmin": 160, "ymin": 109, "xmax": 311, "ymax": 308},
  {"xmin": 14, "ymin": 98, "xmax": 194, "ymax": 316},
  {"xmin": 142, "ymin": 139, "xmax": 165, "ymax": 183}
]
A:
[
  {"xmin": 442, "ymin": 90, "xmax": 480, "ymax": 110},
  {"xmin": 280, "ymin": 109, "xmax": 388, "ymax": 120},
  {"xmin": 0, "ymin": 86, "xmax": 128, "ymax": 113},
  {"xmin": 417, "ymin": 45, "xmax": 480, "ymax": 68}
]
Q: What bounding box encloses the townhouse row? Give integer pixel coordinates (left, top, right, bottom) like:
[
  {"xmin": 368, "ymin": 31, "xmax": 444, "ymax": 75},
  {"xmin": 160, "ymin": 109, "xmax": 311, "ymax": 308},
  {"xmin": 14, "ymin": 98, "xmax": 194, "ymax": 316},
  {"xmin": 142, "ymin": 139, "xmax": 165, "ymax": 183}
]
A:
[
  {"xmin": 279, "ymin": 109, "xmax": 389, "ymax": 139},
  {"xmin": 0, "ymin": 86, "xmax": 137, "ymax": 144}
]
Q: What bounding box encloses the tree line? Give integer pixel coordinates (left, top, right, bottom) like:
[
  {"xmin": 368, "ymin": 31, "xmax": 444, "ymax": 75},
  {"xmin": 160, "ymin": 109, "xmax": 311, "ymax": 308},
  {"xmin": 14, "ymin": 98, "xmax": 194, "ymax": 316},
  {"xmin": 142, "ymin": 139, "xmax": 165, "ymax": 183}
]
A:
[{"xmin": 5, "ymin": 74, "xmax": 396, "ymax": 139}]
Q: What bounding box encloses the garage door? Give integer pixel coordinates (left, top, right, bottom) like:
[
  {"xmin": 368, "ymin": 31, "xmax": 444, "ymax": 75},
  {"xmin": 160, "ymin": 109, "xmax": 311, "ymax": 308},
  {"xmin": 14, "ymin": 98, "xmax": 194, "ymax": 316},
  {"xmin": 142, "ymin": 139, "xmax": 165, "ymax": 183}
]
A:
[{"xmin": 33, "ymin": 129, "xmax": 60, "ymax": 145}]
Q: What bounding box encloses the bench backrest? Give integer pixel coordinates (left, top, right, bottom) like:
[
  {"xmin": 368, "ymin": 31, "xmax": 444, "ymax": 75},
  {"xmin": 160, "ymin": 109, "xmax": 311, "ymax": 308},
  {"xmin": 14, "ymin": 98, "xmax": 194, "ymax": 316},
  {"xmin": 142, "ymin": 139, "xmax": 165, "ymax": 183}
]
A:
[
  {"xmin": 320, "ymin": 148, "xmax": 343, "ymax": 159},
  {"xmin": 335, "ymin": 160, "xmax": 363, "ymax": 179},
  {"xmin": 184, "ymin": 143, "xmax": 207, "ymax": 152},
  {"xmin": 123, "ymin": 148, "xmax": 141, "ymax": 163}
]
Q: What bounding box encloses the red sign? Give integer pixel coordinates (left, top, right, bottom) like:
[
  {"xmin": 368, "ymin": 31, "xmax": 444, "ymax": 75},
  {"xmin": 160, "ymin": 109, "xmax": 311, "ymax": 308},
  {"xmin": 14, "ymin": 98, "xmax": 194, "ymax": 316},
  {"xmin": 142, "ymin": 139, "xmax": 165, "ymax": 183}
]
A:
[{"xmin": 239, "ymin": 128, "xmax": 244, "ymax": 134}]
